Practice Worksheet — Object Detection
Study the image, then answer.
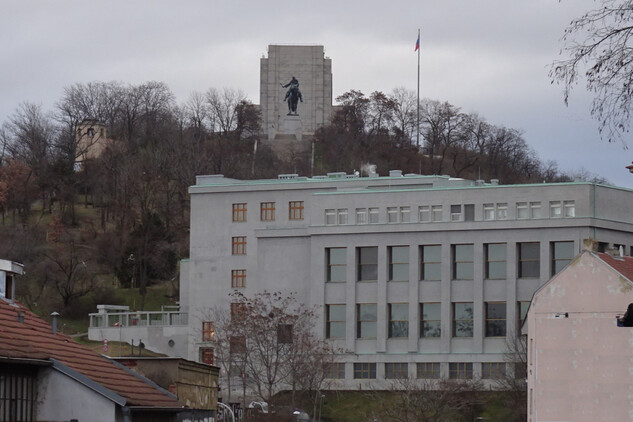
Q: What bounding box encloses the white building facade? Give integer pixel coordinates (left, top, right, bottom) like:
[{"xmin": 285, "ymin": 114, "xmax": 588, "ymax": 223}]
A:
[{"xmin": 180, "ymin": 173, "xmax": 633, "ymax": 389}]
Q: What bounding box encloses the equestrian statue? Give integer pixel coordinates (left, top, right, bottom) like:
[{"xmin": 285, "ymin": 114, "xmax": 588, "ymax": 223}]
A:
[{"xmin": 281, "ymin": 76, "xmax": 303, "ymax": 115}]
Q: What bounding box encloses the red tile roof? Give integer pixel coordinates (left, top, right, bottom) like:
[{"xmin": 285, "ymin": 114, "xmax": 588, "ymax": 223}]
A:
[
  {"xmin": 596, "ymin": 252, "xmax": 633, "ymax": 282},
  {"xmin": 0, "ymin": 299, "xmax": 183, "ymax": 409}
]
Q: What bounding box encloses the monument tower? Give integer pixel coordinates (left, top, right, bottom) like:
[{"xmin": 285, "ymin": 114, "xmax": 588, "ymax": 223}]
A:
[{"xmin": 260, "ymin": 45, "xmax": 332, "ymax": 142}]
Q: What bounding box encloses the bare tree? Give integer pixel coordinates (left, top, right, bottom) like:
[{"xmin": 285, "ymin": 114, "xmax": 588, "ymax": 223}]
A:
[
  {"xmin": 369, "ymin": 378, "xmax": 482, "ymax": 422},
  {"xmin": 551, "ymin": 0, "xmax": 633, "ymax": 144}
]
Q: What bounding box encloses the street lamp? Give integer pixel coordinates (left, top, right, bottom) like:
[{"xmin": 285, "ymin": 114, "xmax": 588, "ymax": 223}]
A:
[{"xmin": 218, "ymin": 402, "xmax": 235, "ymax": 422}]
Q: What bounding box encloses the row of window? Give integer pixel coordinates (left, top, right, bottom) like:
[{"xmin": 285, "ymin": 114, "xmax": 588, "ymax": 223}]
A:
[
  {"xmin": 327, "ymin": 241, "xmax": 575, "ymax": 283},
  {"xmin": 326, "ymin": 301, "xmax": 529, "ymax": 340},
  {"xmin": 325, "ymin": 200, "xmax": 575, "ymax": 225},
  {"xmin": 232, "ymin": 201, "xmax": 304, "ymax": 222},
  {"xmin": 328, "ymin": 361, "xmax": 524, "ymax": 380}
]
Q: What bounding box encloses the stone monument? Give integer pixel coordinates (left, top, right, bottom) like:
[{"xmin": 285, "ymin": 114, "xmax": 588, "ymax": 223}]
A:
[{"xmin": 260, "ymin": 45, "xmax": 332, "ymax": 142}]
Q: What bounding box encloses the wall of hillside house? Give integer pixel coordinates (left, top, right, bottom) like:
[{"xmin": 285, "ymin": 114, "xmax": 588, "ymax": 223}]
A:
[
  {"xmin": 36, "ymin": 367, "xmax": 117, "ymax": 422},
  {"xmin": 527, "ymin": 252, "xmax": 633, "ymax": 422}
]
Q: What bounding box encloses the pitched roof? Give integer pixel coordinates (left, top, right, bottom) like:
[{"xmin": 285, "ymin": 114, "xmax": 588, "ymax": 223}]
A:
[
  {"xmin": 596, "ymin": 252, "xmax": 633, "ymax": 282},
  {"xmin": 0, "ymin": 299, "xmax": 183, "ymax": 409}
]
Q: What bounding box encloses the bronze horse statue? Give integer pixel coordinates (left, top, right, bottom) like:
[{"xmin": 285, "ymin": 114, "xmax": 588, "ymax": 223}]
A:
[{"xmin": 286, "ymin": 87, "xmax": 303, "ymax": 115}]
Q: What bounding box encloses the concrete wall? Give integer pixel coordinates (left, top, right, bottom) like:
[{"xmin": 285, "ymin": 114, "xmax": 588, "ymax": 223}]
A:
[
  {"xmin": 36, "ymin": 367, "xmax": 118, "ymax": 422},
  {"xmin": 527, "ymin": 251, "xmax": 633, "ymax": 422}
]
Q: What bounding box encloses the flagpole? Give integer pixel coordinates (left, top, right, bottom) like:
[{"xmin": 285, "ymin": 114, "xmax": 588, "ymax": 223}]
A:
[{"xmin": 416, "ymin": 28, "xmax": 420, "ymax": 149}]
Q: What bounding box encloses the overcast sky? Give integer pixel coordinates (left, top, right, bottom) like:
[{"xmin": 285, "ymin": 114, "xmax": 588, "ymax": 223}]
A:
[{"xmin": 2, "ymin": 0, "xmax": 632, "ymax": 187}]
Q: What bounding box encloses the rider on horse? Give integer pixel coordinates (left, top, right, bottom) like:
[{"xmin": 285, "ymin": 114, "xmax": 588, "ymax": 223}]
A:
[{"xmin": 282, "ymin": 76, "xmax": 300, "ymax": 101}]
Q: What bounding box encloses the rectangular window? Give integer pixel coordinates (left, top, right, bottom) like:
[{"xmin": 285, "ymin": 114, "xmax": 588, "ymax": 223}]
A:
[
  {"xmin": 420, "ymin": 303, "xmax": 441, "ymax": 338},
  {"xmin": 431, "ymin": 205, "xmax": 442, "ymax": 221},
  {"xmin": 517, "ymin": 301, "xmax": 530, "ymax": 329},
  {"xmin": 0, "ymin": 365, "xmax": 37, "ymax": 421},
  {"xmin": 385, "ymin": 363, "xmax": 408, "ymax": 379},
  {"xmin": 387, "ymin": 207, "xmax": 398, "ymax": 223},
  {"xmin": 357, "ymin": 247, "xmax": 378, "ymax": 282},
  {"xmin": 202, "ymin": 321, "xmax": 215, "ymax": 341},
  {"xmin": 325, "ymin": 362, "xmax": 345, "ymax": 379},
  {"xmin": 353, "ymin": 363, "xmax": 376, "ymax": 379},
  {"xmin": 325, "ymin": 209, "xmax": 336, "ymax": 225},
  {"xmin": 464, "ymin": 204, "xmax": 475, "ymax": 221},
  {"xmin": 232, "ymin": 203, "xmax": 247, "ymax": 222},
  {"xmin": 417, "ymin": 362, "xmax": 440, "ymax": 379},
  {"xmin": 450, "ymin": 204, "xmax": 462, "ymax": 221},
  {"xmin": 452, "ymin": 244, "xmax": 474, "ymax": 280},
  {"xmin": 232, "ymin": 236, "xmax": 246, "ymax": 255},
  {"xmin": 231, "ymin": 303, "xmax": 246, "ymax": 322},
  {"xmin": 369, "ymin": 207, "xmax": 379, "ymax": 223},
  {"xmin": 551, "ymin": 241, "xmax": 574, "ymax": 275},
  {"xmin": 337, "ymin": 208, "xmax": 348, "ymax": 225},
  {"xmin": 550, "ymin": 201, "xmax": 562, "ymax": 218},
  {"xmin": 357, "ymin": 304, "xmax": 377, "ymax": 338},
  {"xmin": 420, "ymin": 245, "xmax": 441, "ymax": 281},
  {"xmin": 326, "ymin": 247, "xmax": 347, "ymax": 282},
  {"xmin": 485, "ymin": 302, "xmax": 506, "ymax": 337},
  {"xmin": 200, "ymin": 347, "xmax": 214, "ymax": 365},
  {"xmin": 260, "ymin": 202, "xmax": 275, "ymax": 221},
  {"xmin": 289, "ymin": 201, "xmax": 304, "ymax": 220},
  {"xmin": 388, "ymin": 246, "xmax": 409, "ymax": 281},
  {"xmin": 564, "ymin": 200, "xmax": 575, "ymax": 217},
  {"xmin": 400, "ymin": 206, "xmax": 411, "ymax": 222},
  {"xmin": 530, "ymin": 201, "xmax": 541, "ymax": 218},
  {"xmin": 483, "ymin": 203, "xmax": 495, "ymax": 220},
  {"xmin": 518, "ymin": 242, "xmax": 540, "ymax": 278},
  {"xmin": 449, "ymin": 362, "xmax": 473, "ymax": 379},
  {"xmin": 482, "ymin": 362, "xmax": 506, "ymax": 379},
  {"xmin": 496, "ymin": 203, "xmax": 508, "ymax": 220},
  {"xmin": 231, "ymin": 269, "xmax": 246, "ymax": 288},
  {"xmin": 418, "ymin": 205, "xmax": 430, "ymax": 222},
  {"xmin": 388, "ymin": 303, "xmax": 409, "ymax": 338},
  {"xmin": 277, "ymin": 324, "xmax": 293, "ymax": 344},
  {"xmin": 356, "ymin": 208, "xmax": 367, "ymax": 224},
  {"xmin": 452, "ymin": 302, "xmax": 473, "ymax": 337},
  {"xmin": 229, "ymin": 335, "xmax": 246, "ymax": 355},
  {"xmin": 517, "ymin": 202, "xmax": 528, "ymax": 219},
  {"xmin": 485, "ymin": 243, "xmax": 506, "ymax": 279},
  {"xmin": 326, "ymin": 304, "xmax": 346, "ymax": 339}
]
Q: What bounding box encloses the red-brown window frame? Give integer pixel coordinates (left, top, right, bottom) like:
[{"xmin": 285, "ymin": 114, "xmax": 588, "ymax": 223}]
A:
[
  {"xmin": 202, "ymin": 321, "xmax": 215, "ymax": 341},
  {"xmin": 260, "ymin": 202, "xmax": 275, "ymax": 221},
  {"xmin": 232, "ymin": 203, "xmax": 247, "ymax": 222},
  {"xmin": 232, "ymin": 236, "xmax": 246, "ymax": 255},
  {"xmin": 289, "ymin": 201, "xmax": 304, "ymax": 220},
  {"xmin": 231, "ymin": 269, "xmax": 246, "ymax": 288}
]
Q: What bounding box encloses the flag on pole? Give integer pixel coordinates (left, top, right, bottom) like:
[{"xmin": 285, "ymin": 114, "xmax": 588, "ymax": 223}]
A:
[{"xmin": 415, "ymin": 34, "xmax": 420, "ymax": 51}]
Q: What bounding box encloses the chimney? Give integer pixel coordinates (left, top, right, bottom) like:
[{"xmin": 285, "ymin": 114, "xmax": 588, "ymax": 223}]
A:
[
  {"xmin": 51, "ymin": 312, "xmax": 60, "ymax": 334},
  {"xmin": 17, "ymin": 310, "xmax": 25, "ymax": 323}
]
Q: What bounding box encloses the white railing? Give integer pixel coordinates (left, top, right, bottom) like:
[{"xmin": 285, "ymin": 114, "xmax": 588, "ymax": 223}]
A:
[{"xmin": 89, "ymin": 310, "xmax": 188, "ymax": 328}]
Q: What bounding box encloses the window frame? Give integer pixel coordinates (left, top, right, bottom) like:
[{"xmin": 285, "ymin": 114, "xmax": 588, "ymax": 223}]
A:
[
  {"xmin": 202, "ymin": 321, "xmax": 214, "ymax": 341},
  {"xmin": 356, "ymin": 208, "xmax": 367, "ymax": 224},
  {"xmin": 420, "ymin": 302, "xmax": 441, "ymax": 338},
  {"xmin": 260, "ymin": 202, "xmax": 275, "ymax": 221},
  {"xmin": 231, "ymin": 236, "xmax": 246, "ymax": 255},
  {"xmin": 325, "ymin": 209, "xmax": 336, "ymax": 225},
  {"xmin": 485, "ymin": 243, "xmax": 506, "ymax": 279},
  {"xmin": 452, "ymin": 244, "xmax": 474, "ymax": 280},
  {"xmin": 417, "ymin": 362, "xmax": 440, "ymax": 379},
  {"xmin": 357, "ymin": 246, "xmax": 378, "ymax": 282},
  {"xmin": 289, "ymin": 201, "xmax": 304, "ymax": 220},
  {"xmin": 449, "ymin": 362, "xmax": 473, "ymax": 379},
  {"xmin": 231, "ymin": 269, "xmax": 246, "ymax": 288},
  {"xmin": 452, "ymin": 302, "xmax": 474, "ymax": 337},
  {"xmin": 326, "ymin": 247, "xmax": 347, "ymax": 283},
  {"xmin": 388, "ymin": 303, "xmax": 409, "ymax": 338},
  {"xmin": 551, "ymin": 241, "xmax": 574, "ymax": 276},
  {"xmin": 356, "ymin": 303, "xmax": 377, "ymax": 339},
  {"xmin": 485, "ymin": 302, "xmax": 507, "ymax": 337},
  {"xmin": 388, "ymin": 246, "xmax": 409, "ymax": 282},
  {"xmin": 518, "ymin": 242, "xmax": 540, "ymax": 278},
  {"xmin": 420, "ymin": 245, "xmax": 441, "ymax": 281},
  {"xmin": 232, "ymin": 203, "xmax": 247, "ymax": 222},
  {"xmin": 326, "ymin": 304, "xmax": 346, "ymax": 339},
  {"xmin": 385, "ymin": 362, "xmax": 409, "ymax": 379},
  {"xmin": 353, "ymin": 362, "xmax": 376, "ymax": 379},
  {"xmin": 482, "ymin": 362, "xmax": 506, "ymax": 379}
]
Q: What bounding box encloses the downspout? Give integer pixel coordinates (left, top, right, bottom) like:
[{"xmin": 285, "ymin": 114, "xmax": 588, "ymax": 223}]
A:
[
  {"xmin": 122, "ymin": 406, "xmax": 131, "ymax": 422},
  {"xmin": 592, "ymin": 183, "xmax": 597, "ymax": 240}
]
